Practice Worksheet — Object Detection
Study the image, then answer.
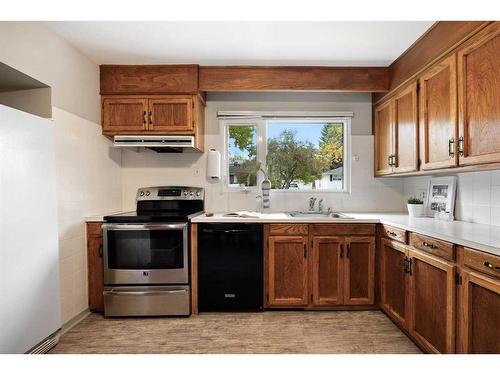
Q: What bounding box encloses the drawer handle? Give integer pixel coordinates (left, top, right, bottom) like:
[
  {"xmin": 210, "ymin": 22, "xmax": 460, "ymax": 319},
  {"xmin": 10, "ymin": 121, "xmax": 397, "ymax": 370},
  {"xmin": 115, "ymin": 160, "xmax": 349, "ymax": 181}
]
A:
[
  {"xmin": 484, "ymin": 261, "xmax": 500, "ymax": 271},
  {"xmin": 423, "ymin": 241, "xmax": 438, "ymax": 249},
  {"xmin": 387, "ymin": 231, "xmax": 397, "ymax": 237}
]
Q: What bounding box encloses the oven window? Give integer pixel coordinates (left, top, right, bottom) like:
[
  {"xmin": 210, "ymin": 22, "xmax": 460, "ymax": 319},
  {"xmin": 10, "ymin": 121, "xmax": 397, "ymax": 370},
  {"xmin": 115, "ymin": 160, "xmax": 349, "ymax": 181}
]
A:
[{"xmin": 106, "ymin": 229, "xmax": 184, "ymax": 269}]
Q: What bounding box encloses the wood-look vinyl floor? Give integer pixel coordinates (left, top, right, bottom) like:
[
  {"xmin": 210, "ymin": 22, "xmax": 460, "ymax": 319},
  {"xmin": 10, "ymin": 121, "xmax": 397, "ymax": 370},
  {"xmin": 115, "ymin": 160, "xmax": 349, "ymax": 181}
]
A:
[{"xmin": 50, "ymin": 311, "xmax": 421, "ymax": 354}]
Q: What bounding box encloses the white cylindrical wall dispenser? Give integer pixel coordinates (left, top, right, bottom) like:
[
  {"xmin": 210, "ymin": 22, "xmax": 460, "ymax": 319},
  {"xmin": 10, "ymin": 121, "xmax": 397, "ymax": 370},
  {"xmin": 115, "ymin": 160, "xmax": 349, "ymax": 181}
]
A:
[{"xmin": 207, "ymin": 148, "xmax": 221, "ymax": 179}]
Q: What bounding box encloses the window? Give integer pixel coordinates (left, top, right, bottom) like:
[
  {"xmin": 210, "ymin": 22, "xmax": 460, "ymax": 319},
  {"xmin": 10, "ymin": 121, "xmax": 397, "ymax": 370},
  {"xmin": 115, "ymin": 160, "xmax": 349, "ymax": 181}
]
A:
[{"xmin": 224, "ymin": 117, "xmax": 350, "ymax": 192}]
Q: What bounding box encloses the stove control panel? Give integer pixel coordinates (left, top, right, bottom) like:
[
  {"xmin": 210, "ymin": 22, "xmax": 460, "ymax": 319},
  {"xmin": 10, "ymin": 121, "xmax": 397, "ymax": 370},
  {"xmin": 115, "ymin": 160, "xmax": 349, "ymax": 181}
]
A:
[{"xmin": 136, "ymin": 186, "xmax": 204, "ymax": 201}]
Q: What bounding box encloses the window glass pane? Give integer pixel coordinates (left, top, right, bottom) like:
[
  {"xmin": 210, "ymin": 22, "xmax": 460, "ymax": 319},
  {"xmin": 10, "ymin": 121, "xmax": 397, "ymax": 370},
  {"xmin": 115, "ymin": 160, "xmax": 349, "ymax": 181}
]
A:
[
  {"xmin": 227, "ymin": 124, "xmax": 258, "ymax": 187},
  {"xmin": 266, "ymin": 122, "xmax": 344, "ymax": 190}
]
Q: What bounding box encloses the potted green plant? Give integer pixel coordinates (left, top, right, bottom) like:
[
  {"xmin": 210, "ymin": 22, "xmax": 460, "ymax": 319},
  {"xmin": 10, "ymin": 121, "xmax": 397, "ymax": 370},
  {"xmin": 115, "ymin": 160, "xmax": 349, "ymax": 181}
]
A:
[{"xmin": 407, "ymin": 196, "xmax": 425, "ymax": 217}]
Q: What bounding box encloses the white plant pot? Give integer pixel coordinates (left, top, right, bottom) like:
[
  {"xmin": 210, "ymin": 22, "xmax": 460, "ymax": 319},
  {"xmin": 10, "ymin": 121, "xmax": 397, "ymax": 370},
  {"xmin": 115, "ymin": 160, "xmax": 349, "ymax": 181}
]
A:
[{"xmin": 407, "ymin": 204, "xmax": 424, "ymax": 217}]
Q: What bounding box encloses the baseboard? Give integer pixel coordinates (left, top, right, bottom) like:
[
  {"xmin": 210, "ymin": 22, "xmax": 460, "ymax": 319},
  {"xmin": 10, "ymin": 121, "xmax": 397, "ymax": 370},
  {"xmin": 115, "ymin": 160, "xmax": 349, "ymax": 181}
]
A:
[{"xmin": 60, "ymin": 308, "xmax": 91, "ymax": 335}]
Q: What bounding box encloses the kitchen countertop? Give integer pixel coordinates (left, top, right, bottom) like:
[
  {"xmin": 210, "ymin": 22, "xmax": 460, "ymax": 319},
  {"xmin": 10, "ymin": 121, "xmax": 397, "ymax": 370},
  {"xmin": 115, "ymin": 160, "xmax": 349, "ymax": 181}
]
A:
[{"xmin": 191, "ymin": 212, "xmax": 500, "ymax": 257}]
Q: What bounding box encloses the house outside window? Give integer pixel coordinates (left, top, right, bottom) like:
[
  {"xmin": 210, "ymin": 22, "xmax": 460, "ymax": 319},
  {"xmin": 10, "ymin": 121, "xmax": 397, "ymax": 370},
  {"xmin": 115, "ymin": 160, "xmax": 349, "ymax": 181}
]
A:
[{"xmin": 223, "ymin": 115, "xmax": 350, "ymax": 192}]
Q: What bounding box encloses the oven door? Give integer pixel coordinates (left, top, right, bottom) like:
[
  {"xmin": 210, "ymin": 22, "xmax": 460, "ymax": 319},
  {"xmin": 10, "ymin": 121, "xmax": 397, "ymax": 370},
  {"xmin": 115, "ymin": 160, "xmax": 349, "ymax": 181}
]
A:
[{"xmin": 102, "ymin": 223, "xmax": 188, "ymax": 285}]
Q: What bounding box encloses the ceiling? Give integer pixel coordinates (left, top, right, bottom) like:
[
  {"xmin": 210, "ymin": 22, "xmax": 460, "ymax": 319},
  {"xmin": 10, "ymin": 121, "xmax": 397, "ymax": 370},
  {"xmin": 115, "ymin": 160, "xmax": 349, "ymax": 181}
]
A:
[{"xmin": 46, "ymin": 21, "xmax": 434, "ymax": 66}]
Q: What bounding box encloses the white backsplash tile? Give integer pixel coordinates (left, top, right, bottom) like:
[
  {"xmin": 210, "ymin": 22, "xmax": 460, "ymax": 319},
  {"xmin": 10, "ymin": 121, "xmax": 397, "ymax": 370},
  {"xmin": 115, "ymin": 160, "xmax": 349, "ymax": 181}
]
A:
[{"xmin": 404, "ymin": 169, "xmax": 500, "ymax": 227}]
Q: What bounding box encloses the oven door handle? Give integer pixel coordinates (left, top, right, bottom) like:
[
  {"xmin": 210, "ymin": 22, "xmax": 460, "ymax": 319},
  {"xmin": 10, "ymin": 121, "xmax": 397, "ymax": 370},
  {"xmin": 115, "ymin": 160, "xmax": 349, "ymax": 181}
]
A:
[
  {"xmin": 102, "ymin": 223, "xmax": 188, "ymax": 230},
  {"xmin": 103, "ymin": 289, "xmax": 187, "ymax": 296}
]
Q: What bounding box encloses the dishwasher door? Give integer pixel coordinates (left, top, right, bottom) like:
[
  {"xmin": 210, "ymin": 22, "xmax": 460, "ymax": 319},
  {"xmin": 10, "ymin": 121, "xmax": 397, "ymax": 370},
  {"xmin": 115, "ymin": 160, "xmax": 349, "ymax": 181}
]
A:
[{"xmin": 198, "ymin": 224, "xmax": 263, "ymax": 311}]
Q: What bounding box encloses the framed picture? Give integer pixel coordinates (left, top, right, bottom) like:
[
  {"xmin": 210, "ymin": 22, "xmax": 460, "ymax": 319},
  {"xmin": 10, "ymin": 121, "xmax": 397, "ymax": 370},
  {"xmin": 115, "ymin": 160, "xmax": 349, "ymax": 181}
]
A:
[{"xmin": 425, "ymin": 176, "xmax": 457, "ymax": 217}]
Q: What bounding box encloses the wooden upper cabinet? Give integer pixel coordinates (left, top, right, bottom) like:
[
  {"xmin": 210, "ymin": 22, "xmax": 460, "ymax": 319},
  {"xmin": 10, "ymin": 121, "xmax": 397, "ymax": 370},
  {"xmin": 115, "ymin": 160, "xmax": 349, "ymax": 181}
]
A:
[
  {"xmin": 458, "ymin": 269, "xmax": 500, "ymax": 353},
  {"xmin": 408, "ymin": 249, "xmax": 456, "ymax": 353},
  {"xmin": 419, "ymin": 55, "xmax": 458, "ymax": 170},
  {"xmin": 380, "ymin": 238, "xmax": 409, "ymax": 330},
  {"xmin": 393, "ymin": 81, "xmax": 419, "ymax": 173},
  {"xmin": 102, "ymin": 97, "xmax": 148, "ymax": 134},
  {"xmin": 344, "ymin": 237, "xmax": 375, "ymax": 305},
  {"xmin": 268, "ymin": 235, "xmax": 308, "ymax": 306},
  {"xmin": 374, "ymin": 99, "xmax": 394, "ymax": 176},
  {"xmin": 311, "ymin": 236, "xmax": 343, "ymax": 306},
  {"xmin": 457, "ymin": 23, "xmax": 500, "ymax": 166},
  {"xmin": 101, "ymin": 95, "xmax": 205, "ymax": 140},
  {"xmin": 148, "ymin": 97, "xmax": 194, "ymax": 133}
]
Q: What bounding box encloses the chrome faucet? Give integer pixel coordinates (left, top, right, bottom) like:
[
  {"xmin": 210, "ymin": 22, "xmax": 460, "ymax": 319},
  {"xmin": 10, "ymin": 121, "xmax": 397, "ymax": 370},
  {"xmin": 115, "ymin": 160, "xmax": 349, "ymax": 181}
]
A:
[
  {"xmin": 318, "ymin": 199, "xmax": 324, "ymax": 212},
  {"xmin": 309, "ymin": 197, "xmax": 317, "ymax": 211}
]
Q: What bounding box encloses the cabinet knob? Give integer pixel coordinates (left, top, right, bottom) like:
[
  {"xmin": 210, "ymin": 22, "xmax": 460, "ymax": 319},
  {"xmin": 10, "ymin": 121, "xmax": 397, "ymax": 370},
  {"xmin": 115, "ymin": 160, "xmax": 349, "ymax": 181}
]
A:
[
  {"xmin": 143, "ymin": 111, "xmax": 147, "ymax": 124},
  {"xmin": 448, "ymin": 138, "xmax": 455, "ymax": 157}
]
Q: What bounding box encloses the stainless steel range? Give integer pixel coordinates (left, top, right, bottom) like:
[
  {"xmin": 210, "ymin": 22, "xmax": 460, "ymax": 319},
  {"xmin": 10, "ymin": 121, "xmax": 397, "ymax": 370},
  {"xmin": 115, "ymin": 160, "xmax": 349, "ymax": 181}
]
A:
[{"xmin": 102, "ymin": 186, "xmax": 204, "ymax": 317}]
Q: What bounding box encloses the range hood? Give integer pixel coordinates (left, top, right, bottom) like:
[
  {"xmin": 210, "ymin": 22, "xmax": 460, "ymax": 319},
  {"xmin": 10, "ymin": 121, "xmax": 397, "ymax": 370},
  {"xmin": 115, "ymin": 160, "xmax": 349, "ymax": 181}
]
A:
[{"xmin": 112, "ymin": 135, "xmax": 201, "ymax": 153}]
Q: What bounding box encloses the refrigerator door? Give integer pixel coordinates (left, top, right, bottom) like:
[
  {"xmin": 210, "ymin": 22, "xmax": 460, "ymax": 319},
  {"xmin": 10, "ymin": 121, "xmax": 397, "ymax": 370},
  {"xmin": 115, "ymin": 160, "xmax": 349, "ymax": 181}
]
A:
[{"xmin": 0, "ymin": 105, "xmax": 61, "ymax": 353}]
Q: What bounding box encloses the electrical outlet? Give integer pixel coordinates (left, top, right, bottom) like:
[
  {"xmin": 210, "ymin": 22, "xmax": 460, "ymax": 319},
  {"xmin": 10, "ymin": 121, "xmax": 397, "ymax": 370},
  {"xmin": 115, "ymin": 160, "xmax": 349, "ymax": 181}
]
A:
[{"xmin": 193, "ymin": 169, "xmax": 200, "ymax": 177}]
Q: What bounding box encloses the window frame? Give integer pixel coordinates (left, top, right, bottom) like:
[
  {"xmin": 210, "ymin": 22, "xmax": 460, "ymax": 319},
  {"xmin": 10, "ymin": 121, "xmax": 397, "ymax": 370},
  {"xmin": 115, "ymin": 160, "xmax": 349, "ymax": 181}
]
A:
[{"xmin": 221, "ymin": 117, "xmax": 351, "ymax": 193}]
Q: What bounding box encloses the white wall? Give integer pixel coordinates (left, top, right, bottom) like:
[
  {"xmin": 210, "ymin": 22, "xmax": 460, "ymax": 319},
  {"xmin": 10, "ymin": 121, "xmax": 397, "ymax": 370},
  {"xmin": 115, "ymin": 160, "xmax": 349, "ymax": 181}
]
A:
[
  {"xmin": 0, "ymin": 22, "xmax": 122, "ymax": 325},
  {"xmin": 122, "ymin": 92, "xmax": 406, "ymax": 213},
  {"xmin": 0, "ymin": 88, "xmax": 52, "ymax": 118},
  {"xmin": 403, "ymin": 170, "xmax": 500, "ymax": 227}
]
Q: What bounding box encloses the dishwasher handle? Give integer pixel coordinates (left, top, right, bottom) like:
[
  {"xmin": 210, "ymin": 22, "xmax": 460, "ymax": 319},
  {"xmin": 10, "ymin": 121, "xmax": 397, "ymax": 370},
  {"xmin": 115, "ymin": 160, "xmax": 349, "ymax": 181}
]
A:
[{"xmin": 202, "ymin": 228, "xmax": 258, "ymax": 234}]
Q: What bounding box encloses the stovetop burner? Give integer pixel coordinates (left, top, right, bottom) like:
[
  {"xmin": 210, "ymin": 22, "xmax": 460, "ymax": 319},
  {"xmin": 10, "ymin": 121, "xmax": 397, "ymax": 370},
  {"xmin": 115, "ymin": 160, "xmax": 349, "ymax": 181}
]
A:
[{"xmin": 104, "ymin": 186, "xmax": 204, "ymax": 223}]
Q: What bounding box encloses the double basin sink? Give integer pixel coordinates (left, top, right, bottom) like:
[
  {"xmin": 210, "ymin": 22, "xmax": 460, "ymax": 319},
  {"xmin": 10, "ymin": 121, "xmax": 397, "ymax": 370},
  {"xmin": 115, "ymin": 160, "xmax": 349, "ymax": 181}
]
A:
[{"xmin": 286, "ymin": 211, "xmax": 354, "ymax": 219}]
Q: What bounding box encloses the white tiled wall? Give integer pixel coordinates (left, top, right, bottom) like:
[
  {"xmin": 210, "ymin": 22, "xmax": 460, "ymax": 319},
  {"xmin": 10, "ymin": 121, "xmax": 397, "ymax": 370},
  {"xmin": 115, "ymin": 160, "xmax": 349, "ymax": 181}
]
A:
[
  {"xmin": 403, "ymin": 170, "xmax": 500, "ymax": 227},
  {"xmin": 53, "ymin": 107, "xmax": 122, "ymax": 323}
]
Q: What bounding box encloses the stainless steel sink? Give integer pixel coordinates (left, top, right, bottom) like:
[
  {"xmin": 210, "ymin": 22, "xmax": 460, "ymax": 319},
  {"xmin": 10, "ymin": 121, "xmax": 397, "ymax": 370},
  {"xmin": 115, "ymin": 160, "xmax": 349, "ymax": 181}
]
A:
[{"xmin": 287, "ymin": 211, "xmax": 353, "ymax": 219}]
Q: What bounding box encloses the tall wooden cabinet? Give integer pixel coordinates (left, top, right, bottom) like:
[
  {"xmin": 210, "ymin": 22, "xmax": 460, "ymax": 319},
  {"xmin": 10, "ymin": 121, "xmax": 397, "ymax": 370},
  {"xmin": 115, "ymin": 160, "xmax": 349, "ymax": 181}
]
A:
[{"xmin": 457, "ymin": 23, "xmax": 500, "ymax": 166}]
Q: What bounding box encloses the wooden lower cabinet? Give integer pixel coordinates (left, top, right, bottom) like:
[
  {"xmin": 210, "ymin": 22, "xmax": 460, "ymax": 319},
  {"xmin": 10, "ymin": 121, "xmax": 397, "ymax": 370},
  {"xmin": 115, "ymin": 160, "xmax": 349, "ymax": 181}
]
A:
[
  {"xmin": 458, "ymin": 269, "xmax": 500, "ymax": 353},
  {"xmin": 266, "ymin": 226, "xmax": 375, "ymax": 308},
  {"xmin": 407, "ymin": 249, "xmax": 456, "ymax": 353},
  {"xmin": 268, "ymin": 235, "xmax": 309, "ymax": 306},
  {"xmin": 311, "ymin": 236, "xmax": 343, "ymax": 306},
  {"xmin": 86, "ymin": 222, "xmax": 104, "ymax": 312},
  {"xmin": 344, "ymin": 237, "xmax": 375, "ymax": 305},
  {"xmin": 380, "ymin": 238, "xmax": 409, "ymax": 329}
]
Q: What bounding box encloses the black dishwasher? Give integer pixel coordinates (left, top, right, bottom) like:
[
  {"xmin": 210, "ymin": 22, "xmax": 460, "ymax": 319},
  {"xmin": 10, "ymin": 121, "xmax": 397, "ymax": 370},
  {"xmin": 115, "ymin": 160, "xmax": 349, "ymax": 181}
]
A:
[{"xmin": 197, "ymin": 223, "xmax": 263, "ymax": 311}]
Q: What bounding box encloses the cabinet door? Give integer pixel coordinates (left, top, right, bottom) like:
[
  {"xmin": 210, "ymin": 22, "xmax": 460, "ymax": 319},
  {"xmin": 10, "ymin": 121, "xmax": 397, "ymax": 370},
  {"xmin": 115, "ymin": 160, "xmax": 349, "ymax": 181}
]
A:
[
  {"xmin": 408, "ymin": 249, "xmax": 456, "ymax": 353},
  {"xmin": 420, "ymin": 55, "xmax": 458, "ymax": 170},
  {"xmin": 393, "ymin": 82, "xmax": 418, "ymax": 173},
  {"xmin": 102, "ymin": 97, "xmax": 148, "ymax": 134},
  {"xmin": 311, "ymin": 236, "xmax": 344, "ymax": 306},
  {"xmin": 268, "ymin": 236, "xmax": 308, "ymax": 306},
  {"xmin": 380, "ymin": 238, "xmax": 409, "ymax": 329},
  {"xmin": 148, "ymin": 97, "xmax": 194, "ymax": 133},
  {"xmin": 87, "ymin": 236, "xmax": 104, "ymax": 312},
  {"xmin": 374, "ymin": 100, "xmax": 394, "ymax": 176},
  {"xmin": 344, "ymin": 237, "xmax": 375, "ymax": 305},
  {"xmin": 458, "ymin": 270, "xmax": 500, "ymax": 353},
  {"xmin": 457, "ymin": 23, "xmax": 500, "ymax": 166}
]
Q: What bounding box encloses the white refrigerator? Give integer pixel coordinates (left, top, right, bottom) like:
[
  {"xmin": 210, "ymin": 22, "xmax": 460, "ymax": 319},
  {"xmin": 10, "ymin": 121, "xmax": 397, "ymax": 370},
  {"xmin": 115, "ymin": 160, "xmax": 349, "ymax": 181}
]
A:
[{"xmin": 0, "ymin": 105, "xmax": 61, "ymax": 353}]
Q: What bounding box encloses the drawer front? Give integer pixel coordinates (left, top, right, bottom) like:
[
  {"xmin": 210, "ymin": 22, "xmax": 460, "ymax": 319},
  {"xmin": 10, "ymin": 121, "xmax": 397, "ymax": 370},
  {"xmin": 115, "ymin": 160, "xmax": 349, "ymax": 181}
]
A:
[
  {"xmin": 312, "ymin": 224, "xmax": 376, "ymax": 236},
  {"xmin": 103, "ymin": 286, "xmax": 190, "ymax": 317},
  {"xmin": 379, "ymin": 224, "xmax": 407, "ymax": 243},
  {"xmin": 409, "ymin": 232, "xmax": 454, "ymax": 261},
  {"xmin": 87, "ymin": 222, "xmax": 103, "ymax": 237},
  {"xmin": 269, "ymin": 224, "xmax": 309, "ymax": 235},
  {"xmin": 463, "ymin": 247, "xmax": 500, "ymax": 279}
]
